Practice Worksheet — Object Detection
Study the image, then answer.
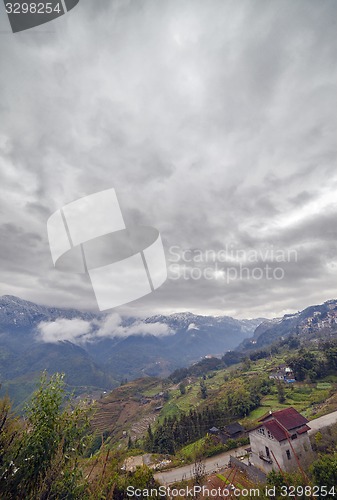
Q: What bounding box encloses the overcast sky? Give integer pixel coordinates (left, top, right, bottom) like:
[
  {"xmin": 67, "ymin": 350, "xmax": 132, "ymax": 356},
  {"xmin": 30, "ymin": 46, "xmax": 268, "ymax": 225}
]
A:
[{"xmin": 0, "ymin": 0, "xmax": 336, "ymax": 319}]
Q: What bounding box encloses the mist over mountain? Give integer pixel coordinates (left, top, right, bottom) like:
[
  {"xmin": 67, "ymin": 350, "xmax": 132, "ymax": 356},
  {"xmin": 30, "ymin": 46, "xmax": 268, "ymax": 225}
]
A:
[
  {"xmin": 2, "ymin": 294, "xmax": 337, "ymax": 408},
  {"xmin": 0, "ymin": 295, "xmax": 262, "ymax": 407}
]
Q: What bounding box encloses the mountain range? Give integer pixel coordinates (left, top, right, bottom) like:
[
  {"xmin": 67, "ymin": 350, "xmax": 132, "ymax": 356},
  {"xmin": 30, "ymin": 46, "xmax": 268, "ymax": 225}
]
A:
[
  {"xmin": 2, "ymin": 294, "xmax": 337, "ymax": 409},
  {"xmin": 238, "ymin": 299, "xmax": 337, "ymax": 351},
  {"xmin": 0, "ymin": 295, "xmax": 261, "ymax": 407}
]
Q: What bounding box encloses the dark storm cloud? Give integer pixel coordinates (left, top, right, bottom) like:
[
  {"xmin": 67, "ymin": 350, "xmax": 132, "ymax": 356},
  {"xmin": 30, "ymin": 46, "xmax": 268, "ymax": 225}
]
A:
[{"xmin": 0, "ymin": 0, "xmax": 336, "ymax": 318}]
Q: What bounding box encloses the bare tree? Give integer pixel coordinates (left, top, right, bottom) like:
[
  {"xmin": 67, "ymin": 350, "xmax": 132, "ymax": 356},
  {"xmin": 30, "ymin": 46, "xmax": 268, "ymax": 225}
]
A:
[{"xmin": 192, "ymin": 453, "xmax": 206, "ymax": 498}]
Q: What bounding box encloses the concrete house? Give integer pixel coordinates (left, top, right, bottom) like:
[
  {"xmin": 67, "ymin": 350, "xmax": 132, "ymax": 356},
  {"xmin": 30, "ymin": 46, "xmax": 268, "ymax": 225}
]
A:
[
  {"xmin": 269, "ymin": 364, "xmax": 295, "ymax": 383},
  {"xmin": 249, "ymin": 407, "xmax": 312, "ymax": 474}
]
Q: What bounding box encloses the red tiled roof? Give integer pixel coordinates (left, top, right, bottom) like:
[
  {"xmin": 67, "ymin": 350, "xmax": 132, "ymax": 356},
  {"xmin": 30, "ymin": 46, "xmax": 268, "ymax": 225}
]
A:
[
  {"xmin": 263, "ymin": 420, "xmax": 289, "ymax": 442},
  {"xmin": 296, "ymin": 424, "xmax": 311, "ymax": 434},
  {"xmin": 259, "ymin": 407, "xmax": 308, "ymax": 430}
]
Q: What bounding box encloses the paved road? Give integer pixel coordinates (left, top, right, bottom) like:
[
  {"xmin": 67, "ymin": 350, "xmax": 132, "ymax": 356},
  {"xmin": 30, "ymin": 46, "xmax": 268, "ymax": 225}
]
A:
[
  {"xmin": 154, "ymin": 446, "xmax": 247, "ymax": 485},
  {"xmin": 155, "ymin": 410, "xmax": 337, "ymax": 485},
  {"xmin": 308, "ymin": 409, "xmax": 337, "ymax": 434}
]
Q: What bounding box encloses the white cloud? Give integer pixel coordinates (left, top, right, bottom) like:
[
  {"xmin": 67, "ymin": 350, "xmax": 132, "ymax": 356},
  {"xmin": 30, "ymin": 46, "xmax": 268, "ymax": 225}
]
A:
[
  {"xmin": 37, "ymin": 314, "xmax": 173, "ymax": 344},
  {"xmin": 37, "ymin": 318, "xmax": 92, "ymax": 343},
  {"xmin": 122, "ymin": 321, "xmax": 172, "ymax": 337},
  {"xmin": 94, "ymin": 313, "xmax": 172, "ymax": 338},
  {"xmin": 0, "ymin": 0, "xmax": 337, "ymax": 319}
]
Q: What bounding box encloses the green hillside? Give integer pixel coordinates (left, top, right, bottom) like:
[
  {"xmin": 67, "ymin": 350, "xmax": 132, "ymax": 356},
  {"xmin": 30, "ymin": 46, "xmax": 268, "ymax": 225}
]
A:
[
  {"xmin": 91, "ymin": 337, "xmax": 337, "ymax": 457},
  {"xmin": 3, "ymin": 337, "xmax": 337, "ymax": 499}
]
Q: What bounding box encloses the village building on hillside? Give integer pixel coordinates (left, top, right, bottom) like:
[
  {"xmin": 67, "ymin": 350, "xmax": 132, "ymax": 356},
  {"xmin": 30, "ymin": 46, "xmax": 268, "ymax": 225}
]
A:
[
  {"xmin": 249, "ymin": 407, "xmax": 312, "ymax": 474},
  {"xmin": 223, "ymin": 422, "xmax": 245, "ymax": 440},
  {"xmin": 269, "ymin": 364, "xmax": 295, "ymax": 383},
  {"xmin": 209, "ymin": 422, "xmax": 245, "ymax": 444}
]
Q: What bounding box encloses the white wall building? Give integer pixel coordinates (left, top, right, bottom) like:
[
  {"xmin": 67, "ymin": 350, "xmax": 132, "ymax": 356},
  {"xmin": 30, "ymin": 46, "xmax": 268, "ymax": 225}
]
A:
[{"xmin": 249, "ymin": 407, "xmax": 312, "ymax": 474}]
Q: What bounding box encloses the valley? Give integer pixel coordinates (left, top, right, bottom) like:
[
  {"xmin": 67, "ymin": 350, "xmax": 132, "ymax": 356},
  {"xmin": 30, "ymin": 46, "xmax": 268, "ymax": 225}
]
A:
[{"xmin": 2, "ymin": 295, "xmax": 337, "ymax": 498}]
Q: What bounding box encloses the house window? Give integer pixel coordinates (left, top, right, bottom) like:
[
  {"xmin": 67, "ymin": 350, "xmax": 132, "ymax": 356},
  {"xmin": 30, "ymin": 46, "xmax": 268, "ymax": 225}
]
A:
[
  {"xmin": 286, "ymin": 450, "xmax": 291, "ymax": 460},
  {"xmin": 265, "ymin": 446, "xmax": 270, "ymax": 458},
  {"xmin": 291, "ymin": 434, "xmax": 297, "ymax": 440},
  {"xmin": 267, "ymin": 431, "xmax": 272, "ymax": 439},
  {"xmin": 258, "ymin": 428, "xmax": 265, "ymax": 436}
]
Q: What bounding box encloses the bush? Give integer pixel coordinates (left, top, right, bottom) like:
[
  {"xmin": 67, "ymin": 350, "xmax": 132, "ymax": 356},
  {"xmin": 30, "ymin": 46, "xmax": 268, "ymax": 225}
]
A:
[
  {"xmin": 0, "ymin": 372, "xmax": 90, "ymax": 499},
  {"xmin": 311, "ymin": 454, "xmax": 337, "ymax": 489}
]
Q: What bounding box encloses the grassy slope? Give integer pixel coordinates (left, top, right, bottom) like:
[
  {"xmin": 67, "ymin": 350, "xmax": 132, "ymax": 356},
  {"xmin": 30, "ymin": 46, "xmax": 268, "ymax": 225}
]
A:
[
  {"xmin": 90, "ymin": 378, "xmax": 164, "ymax": 444},
  {"xmin": 91, "ymin": 345, "xmax": 337, "ymax": 449}
]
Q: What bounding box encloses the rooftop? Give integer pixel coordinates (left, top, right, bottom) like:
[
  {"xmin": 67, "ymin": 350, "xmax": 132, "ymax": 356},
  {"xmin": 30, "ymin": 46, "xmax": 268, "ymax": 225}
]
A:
[
  {"xmin": 259, "ymin": 407, "xmax": 308, "ymax": 431},
  {"xmin": 224, "ymin": 422, "xmax": 244, "ymax": 435},
  {"xmin": 253, "ymin": 407, "xmax": 311, "ymax": 442}
]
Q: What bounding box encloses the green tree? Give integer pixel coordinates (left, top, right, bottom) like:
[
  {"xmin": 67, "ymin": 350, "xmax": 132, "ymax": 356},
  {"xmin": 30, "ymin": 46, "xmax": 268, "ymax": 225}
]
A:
[
  {"xmin": 144, "ymin": 424, "xmax": 154, "ymax": 452},
  {"xmin": 0, "ymin": 372, "xmax": 90, "ymax": 499},
  {"xmin": 288, "ymin": 351, "xmax": 318, "ymax": 381},
  {"xmin": 242, "ymin": 357, "xmax": 251, "ymax": 370},
  {"xmin": 311, "ymin": 454, "xmax": 337, "ymax": 490},
  {"xmin": 325, "ymin": 346, "xmax": 337, "ymax": 370},
  {"xmin": 128, "ymin": 435, "xmax": 133, "ymax": 449},
  {"xmin": 179, "ymin": 383, "xmax": 186, "ymax": 395},
  {"xmin": 115, "ymin": 466, "xmax": 165, "ymax": 499},
  {"xmin": 0, "ymin": 395, "xmax": 22, "ymax": 483},
  {"xmin": 276, "ymin": 381, "xmax": 286, "ymax": 404},
  {"xmin": 200, "ymin": 380, "xmax": 208, "ymax": 399}
]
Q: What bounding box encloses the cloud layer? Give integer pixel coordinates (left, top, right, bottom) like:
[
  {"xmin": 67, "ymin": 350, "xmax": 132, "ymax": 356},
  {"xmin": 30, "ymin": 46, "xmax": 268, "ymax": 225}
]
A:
[
  {"xmin": 0, "ymin": 0, "xmax": 336, "ymax": 318},
  {"xmin": 37, "ymin": 314, "xmax": 173, "ymax": 344}
]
